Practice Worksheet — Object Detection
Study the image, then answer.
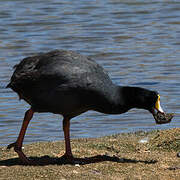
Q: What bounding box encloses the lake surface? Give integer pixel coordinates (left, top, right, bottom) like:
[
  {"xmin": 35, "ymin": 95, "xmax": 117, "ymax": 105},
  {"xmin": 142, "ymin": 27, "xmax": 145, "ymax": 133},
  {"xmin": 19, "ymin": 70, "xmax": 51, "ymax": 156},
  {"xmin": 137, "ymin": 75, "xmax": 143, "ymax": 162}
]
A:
[{"xmin": 0, "ymin": 0, "xmax": 180, "ymax": 146}]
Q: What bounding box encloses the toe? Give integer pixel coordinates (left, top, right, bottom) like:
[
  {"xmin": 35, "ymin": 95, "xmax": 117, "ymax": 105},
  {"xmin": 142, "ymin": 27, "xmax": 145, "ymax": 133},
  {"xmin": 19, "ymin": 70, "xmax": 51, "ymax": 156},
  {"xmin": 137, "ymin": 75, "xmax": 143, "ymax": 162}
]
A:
[{"xmin": 7, "ymin": 142, "xmax": 17, "ymax": 150}]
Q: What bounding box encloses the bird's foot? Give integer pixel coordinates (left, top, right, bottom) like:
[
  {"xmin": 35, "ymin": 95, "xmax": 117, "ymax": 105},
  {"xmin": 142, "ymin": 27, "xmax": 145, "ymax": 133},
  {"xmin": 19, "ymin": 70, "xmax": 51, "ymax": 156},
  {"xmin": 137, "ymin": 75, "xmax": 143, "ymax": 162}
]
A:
[
  {"xmin": 7, "ymin": 142, "xmax": 17, "ymax": 150},
  {"xmin": 16, "ymin": 151, "xmax": 36, "ymax": 165},
  {"xmin": 7, "ymin": 142, "xmax": 36, "ymax": 165},
  {"xmin": 7, "ymin": 141, "xmax": 23, "ymax": 153}
]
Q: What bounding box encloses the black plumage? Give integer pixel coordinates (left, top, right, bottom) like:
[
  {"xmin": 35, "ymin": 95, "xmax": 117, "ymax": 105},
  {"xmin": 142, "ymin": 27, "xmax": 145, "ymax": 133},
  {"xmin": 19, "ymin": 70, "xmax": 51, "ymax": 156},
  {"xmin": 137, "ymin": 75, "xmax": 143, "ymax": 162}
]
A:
[{"xmin": 7, "ymin": 49, "xmax": 164, "ymax": 164}]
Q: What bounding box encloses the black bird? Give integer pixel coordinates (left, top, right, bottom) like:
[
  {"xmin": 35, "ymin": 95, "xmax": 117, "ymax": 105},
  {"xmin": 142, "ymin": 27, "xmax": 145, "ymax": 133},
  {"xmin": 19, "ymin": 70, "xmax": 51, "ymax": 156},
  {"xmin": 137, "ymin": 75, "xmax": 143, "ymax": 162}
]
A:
[{"xmin": 7, "ymin": 50, "xmax": 165, "ymax": 164}]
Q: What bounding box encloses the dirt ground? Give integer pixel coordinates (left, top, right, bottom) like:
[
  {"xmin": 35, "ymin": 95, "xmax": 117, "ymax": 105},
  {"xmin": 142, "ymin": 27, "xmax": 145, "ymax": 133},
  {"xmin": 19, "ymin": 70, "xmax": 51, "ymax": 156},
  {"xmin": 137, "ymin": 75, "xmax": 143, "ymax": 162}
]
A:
[{"xmin": 0, "ymin": 128, "xmax": 180, "ymax": 180}]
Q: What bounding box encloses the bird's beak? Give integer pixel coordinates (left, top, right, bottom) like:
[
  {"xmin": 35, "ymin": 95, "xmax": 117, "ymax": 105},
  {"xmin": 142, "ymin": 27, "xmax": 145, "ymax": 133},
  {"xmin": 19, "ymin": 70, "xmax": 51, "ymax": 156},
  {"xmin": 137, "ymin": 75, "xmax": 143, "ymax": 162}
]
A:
[
  {"xmin": 149, "ymin": 94, "xmax": 173, "ymax": 124},
  {"xmin": 155, "ymin": 95, "xmax": 164, "ymax": 113},
  {"xmin": 150, "ymin": 94, "xmax": 173, "ymax": 124},
  {"xmin": 150, "ymin": 94, "xmax": 164, "ymax": 116}
]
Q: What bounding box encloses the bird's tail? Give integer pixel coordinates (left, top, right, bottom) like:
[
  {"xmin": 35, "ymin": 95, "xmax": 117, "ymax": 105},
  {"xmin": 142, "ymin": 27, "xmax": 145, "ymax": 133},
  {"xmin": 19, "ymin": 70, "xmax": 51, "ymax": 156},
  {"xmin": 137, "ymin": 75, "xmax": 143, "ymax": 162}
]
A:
[{"xmin": 6, "ymin": 83, "xmax": 11, "ymax": 88}]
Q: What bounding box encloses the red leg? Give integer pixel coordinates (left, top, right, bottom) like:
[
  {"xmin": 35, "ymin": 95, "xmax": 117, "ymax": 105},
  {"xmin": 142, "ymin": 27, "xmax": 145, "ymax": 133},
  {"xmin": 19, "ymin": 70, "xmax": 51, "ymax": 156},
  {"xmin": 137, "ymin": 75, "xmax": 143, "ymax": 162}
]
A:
[
  {"xmin": 62, "ymin": 117, "xmax": 73, "ymax": 160},
  {"xmin": 7, "ymin": 108, "xmax": 34, "ymax": 164}
]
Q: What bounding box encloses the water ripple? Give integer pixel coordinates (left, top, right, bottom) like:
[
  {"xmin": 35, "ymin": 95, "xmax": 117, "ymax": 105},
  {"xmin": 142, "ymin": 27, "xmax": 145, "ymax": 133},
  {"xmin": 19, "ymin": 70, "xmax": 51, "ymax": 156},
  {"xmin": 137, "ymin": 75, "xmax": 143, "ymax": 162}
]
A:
[{"xmin": 0, "ymin": 0, "xmax": 179, "ymax": 146}]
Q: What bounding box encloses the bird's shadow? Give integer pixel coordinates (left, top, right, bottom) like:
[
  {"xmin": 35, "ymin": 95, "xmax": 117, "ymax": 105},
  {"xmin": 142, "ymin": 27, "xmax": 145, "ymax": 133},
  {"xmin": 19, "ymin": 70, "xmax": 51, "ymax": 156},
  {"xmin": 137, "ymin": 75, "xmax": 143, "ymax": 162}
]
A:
[{"xmin": 0, "ymin": 154, "xmax": 158, "ymax": 166}]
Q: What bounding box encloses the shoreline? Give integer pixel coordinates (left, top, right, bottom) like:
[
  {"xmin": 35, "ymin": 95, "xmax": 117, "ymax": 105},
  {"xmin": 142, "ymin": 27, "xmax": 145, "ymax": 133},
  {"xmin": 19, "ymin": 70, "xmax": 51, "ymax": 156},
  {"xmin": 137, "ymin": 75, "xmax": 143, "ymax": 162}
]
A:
[{"xmin": 0, "ymin": 128, "xmax": 180, "ymax": 179}]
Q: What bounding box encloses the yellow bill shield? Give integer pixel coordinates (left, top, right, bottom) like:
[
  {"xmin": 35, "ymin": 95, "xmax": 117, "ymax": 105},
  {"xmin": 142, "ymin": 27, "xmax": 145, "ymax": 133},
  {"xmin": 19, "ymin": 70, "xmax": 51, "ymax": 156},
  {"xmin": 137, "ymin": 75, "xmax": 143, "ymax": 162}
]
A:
[{"xmin": 155, "ymin": 95, "xmax": 164, "ymax": 113}]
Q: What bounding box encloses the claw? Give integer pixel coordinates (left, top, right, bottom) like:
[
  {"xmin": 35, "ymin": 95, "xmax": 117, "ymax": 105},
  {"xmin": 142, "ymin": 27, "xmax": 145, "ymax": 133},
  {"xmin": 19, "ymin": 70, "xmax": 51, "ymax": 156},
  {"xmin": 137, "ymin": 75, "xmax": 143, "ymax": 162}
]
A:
[
  {"xmin": 7, "ymin": 142, "xmax": 35, "ymax": 165},
  {"xmin": 7, "ymin": 142, "xmax": 17, "ymax": 150}
]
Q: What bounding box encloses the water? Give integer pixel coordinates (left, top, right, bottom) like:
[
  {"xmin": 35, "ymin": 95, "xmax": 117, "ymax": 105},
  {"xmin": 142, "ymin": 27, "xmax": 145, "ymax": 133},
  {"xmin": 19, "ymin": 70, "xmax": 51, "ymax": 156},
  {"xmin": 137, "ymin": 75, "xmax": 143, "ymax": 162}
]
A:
[{"xmin": 0, "ymin": 0, "xmax": 180, "ymax": 146}]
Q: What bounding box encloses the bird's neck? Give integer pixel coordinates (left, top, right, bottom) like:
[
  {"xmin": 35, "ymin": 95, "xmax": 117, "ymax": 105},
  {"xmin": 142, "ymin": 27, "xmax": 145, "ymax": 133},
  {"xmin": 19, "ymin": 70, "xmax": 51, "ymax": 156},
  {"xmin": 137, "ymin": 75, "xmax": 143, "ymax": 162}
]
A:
[{"xmin": 95, "ymin": 86, "xmax": 150, "ymax": 115}]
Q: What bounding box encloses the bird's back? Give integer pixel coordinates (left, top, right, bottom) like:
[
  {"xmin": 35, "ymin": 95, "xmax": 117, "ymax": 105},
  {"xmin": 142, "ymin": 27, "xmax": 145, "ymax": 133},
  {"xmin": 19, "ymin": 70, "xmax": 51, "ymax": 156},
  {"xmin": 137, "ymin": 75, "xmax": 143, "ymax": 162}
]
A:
[{"xmin": 8, "ymin": 50, "xmax": 115, "ymax": 117}]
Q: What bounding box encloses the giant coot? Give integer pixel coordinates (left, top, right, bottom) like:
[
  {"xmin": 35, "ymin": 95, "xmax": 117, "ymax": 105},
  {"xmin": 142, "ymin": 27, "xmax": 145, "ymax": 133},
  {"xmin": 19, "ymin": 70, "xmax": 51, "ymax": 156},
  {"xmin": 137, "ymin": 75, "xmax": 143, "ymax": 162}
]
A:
[{"xmin": 7, "ymin": 50, "xmax": 171, "ymax": 164}]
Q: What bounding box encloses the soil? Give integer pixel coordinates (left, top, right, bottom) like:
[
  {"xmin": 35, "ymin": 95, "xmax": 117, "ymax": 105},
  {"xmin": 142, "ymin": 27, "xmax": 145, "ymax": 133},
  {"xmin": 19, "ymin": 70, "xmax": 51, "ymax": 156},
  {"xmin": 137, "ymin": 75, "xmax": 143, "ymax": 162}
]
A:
[{"xmin": 0, "ymin": 128, "xmax": 180, "ymax": 180}]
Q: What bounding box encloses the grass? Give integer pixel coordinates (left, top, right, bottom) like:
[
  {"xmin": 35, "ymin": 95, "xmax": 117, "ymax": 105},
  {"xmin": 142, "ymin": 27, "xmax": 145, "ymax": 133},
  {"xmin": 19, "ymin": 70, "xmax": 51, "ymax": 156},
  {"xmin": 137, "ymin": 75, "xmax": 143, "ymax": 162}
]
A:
[{"xmin": 0, "ymin": 128, "xmax": 180, "ymax": 179}]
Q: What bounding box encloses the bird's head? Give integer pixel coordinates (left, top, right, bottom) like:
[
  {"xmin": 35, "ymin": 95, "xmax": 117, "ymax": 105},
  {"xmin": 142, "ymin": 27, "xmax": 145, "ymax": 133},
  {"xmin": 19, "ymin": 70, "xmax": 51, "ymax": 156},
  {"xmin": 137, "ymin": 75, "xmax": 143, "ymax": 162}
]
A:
[{"xmin": 123, "ymin": 87, "xmax": 173, "ymax": 124}]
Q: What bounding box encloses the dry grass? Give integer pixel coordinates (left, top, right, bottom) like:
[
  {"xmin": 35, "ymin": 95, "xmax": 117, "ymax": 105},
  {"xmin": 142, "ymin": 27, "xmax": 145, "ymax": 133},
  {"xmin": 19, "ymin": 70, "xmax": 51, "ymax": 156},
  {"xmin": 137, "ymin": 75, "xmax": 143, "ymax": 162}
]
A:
[{"xmin": 0, "ymin": 128, "xmax": 180, "ymax": 180}]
